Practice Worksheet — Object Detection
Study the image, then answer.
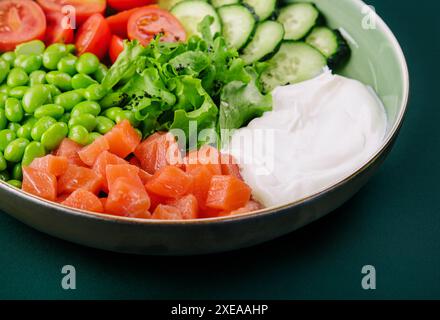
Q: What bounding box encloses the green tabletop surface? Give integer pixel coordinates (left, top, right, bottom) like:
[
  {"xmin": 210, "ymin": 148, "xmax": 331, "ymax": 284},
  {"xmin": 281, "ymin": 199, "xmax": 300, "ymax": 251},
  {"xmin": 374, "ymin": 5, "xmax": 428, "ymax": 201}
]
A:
[{"xmin": 1, "ymin": 0, "xmax": 439, "ymax": 300}]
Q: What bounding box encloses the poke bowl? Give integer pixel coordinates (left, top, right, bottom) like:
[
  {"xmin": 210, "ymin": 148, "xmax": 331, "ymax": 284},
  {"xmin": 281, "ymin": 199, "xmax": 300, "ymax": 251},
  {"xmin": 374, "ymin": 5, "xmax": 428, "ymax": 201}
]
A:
[{"xmin": 0, "ymin": 0, "xmax": 409, "ymax": 255}]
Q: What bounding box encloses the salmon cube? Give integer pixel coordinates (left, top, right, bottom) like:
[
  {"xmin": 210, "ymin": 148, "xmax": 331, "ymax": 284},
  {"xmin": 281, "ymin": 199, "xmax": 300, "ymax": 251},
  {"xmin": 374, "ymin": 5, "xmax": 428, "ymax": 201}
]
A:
[
  {"xmin": 30, "ymin": 155, "xmax": 68, "ymax": 177},
  {"xmin": 92, "ymin": 151, "xmax": 127, "ymax": 192},
  {"xmin": 187, "ymin": 165, "xmax": 213, "ymax": 210},
  {"xmin": 220, "ymin": 154, "xmax": 242, "ymax": 180},
  {"xmin": 104, "ymin": 120, "xmax": 141, "ymax": 158},
  {"xmin": 78, "ymin": 136, "xmax": 110, "ymax": 166},
  {"xmin": 206, "ymin": 175, "xmax": 251, "ymax": 212},
  {"xmin": 152, "ymin": 204, "xmax": 182, "ymax": 220},
  {"xmin": 62, "ymin": 189, "xmax": 104, "ymax": 213},
  {"xmin": 185, "ymin": 145, "xmax": 222, "ymax": 176},
  {"xmin": 58, "ymin": 165, "xmax": 103, "ymax": 195},
  {"xmin": 145, "ymin": 166, "xmax": 192, "ymax": 199},
  {"xmin": 105, "ymin": 164, "xmax": 143, "ymax": 190},
  {"xmin": 54, "ymin": 138, "xmax": 86, "ymax": 167},
  {"xmin": 22, "ymin": 166, "xmax": 57, "ymax": 201},
  {"xmin": 167, "ymin": 194, "xmax": 199, "ymax": 219}
]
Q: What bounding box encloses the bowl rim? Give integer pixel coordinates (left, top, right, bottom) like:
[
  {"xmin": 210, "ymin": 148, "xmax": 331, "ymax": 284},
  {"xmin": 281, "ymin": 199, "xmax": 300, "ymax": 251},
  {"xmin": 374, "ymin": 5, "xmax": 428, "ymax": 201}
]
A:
[{"xmin": 0, "ymin": 0, "xmax": 410, "ymax": 226}]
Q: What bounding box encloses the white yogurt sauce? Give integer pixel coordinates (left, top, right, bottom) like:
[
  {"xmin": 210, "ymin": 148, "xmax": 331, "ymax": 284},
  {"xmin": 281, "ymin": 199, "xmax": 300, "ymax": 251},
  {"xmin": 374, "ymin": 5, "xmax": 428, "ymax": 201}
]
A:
[{"xmin": 225, "ymin": 70, "xmax": 388, "ymax": 208}]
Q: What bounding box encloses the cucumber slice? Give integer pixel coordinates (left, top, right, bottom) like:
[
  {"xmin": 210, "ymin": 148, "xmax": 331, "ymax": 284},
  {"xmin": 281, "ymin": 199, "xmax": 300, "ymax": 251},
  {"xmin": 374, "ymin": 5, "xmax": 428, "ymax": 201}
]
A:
[
  {"xmin": 242, "ymin": 0, "xmax": 276, "ymax": 21},
  {"xmin": 219, "ymin": 5, "xmax": 256, "ymax": 50},
  {"xmin": 211, "ymin": 0, "xmax": 238, "ymax": 8},
  {"xmin": 171, "ymin": 0, "xmax": 221, "ymax": 38},
  {"xmin": 241, "ymin": 21, "xmax": 284, "ymax": 65},
  {"xmin": 306, "ymin": 27, "xmax": 351, "ymax": 69},
  {"xmin": 278, "ymin": 3, "xmax": 320, "ymax": 40},
  {"xmin": 260, "ymin": 42, "xmax": 327, "ymax": 92}
]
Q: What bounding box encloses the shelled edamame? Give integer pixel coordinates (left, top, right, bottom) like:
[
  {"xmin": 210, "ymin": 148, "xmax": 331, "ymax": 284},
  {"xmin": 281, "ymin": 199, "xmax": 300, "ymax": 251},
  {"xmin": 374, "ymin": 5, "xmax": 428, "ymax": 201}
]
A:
[{"xmin": 0, "ymin": 40, "xmax": 138, "ymax": 187}]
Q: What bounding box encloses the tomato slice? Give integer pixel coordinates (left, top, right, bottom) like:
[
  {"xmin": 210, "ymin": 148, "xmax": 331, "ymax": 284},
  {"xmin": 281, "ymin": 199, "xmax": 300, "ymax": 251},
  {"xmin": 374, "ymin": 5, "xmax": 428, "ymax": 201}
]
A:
[
  {"xmin": 127, "ymin": 7, "xmax": 186, "ymax": 46},
  {"xmin": 36, "ymin": 0, "xmax": 106, "ymax": 25},
  {"xmin": 44, "ymin": 11, "xmax": 74, "ymax": 46},
  {"xmin": 107, "ymin": 6, "xmax": 157, "ymax": 38},
  {"xmin": 108, "ymin": 0, "xmax": 157, "ymax": 12},
  {"xmin": 0, "ymin": 0, "xmax": 47, "ymax": 52},
  {"xmin": 75, "ymin": 13, "xmax": 112, "ymax": 60},
  {"xmin": 109, "ymin": 35, "xmax": 124, "ymax": 64}
]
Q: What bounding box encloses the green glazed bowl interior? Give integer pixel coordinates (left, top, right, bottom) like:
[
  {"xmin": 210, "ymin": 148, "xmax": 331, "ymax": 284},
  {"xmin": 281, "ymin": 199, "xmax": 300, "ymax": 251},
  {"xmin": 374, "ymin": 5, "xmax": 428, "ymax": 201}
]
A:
[{"xmin": 0, "ymin": 0, "xmax": 409, "ymax": 255}]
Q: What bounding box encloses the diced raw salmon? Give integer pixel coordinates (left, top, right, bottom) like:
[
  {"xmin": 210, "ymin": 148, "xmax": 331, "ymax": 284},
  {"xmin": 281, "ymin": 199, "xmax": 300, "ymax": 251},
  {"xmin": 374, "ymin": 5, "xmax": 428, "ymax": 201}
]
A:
[
  {"xmin": 22, "ymin": 166, "xmax": 57, "ymax": 201},
  {"xmin": 185, "ymin": 145, "xmax": 222, "ymax": 175},
  {"xmin": 145, "ymin": 166, "xmax": 192, "ymax": 199},
  {"xmin": 167, "ymin": 194, "xmax": 198, "ymax": 219},
  {"xmin": 152, "ymin": 204, "xmax": 182, "ymax": 220},
  {"xmin": 148, "ymin": 191, "xmax": 167, "ymax": 212},
  {"xmin": 220, "ymin": 154, "xmax": 242, "ymax": 180},
  {"xmin": 78, "ymin": 136, "xmax": 110, "ymax": 166},
  {"xmin": 105, "ymin": 164, "xmax": 143, "ymax": 190},
  {"xmin": 54, "ymin": 138, "xmax": 85, "ymax": 166},
  {"xmin": 92, "ymin": 151, "xmax": 127, "ymax": 192},
  {"xmin": 30, "ymin": 155, "xmax": 68, "ymax": 177},
  {"xmin": 58, "ymin": 165, "xmax": 103, "ymax": 195},
  {"xmin": 187, "ymin": 165, "xmax": 213, "ymax": 210},
  {"xmin": 62, "ymin": 189, "xmax": 104, "ymax": 213},
  {"xmin": 206, "ymin": 175, "xmax": 252, "ymax": 212},
  {"xmin": 104, "ymin": 120, "xmax": 141, "ymax": 158}
]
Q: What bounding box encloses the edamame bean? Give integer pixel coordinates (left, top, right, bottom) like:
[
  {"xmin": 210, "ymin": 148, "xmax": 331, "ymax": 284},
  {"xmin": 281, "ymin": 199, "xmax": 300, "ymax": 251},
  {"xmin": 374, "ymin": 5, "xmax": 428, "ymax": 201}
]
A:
[
  {"xmin": 66, "ymin": 44, "xmax": 76, "ymax": 54},
  {"xmin": 115, "ymin": 110, "xmax": 140, "ymax": 127},
  {"xmin": 5, "ymin": 98, "xmax": 24, "ymax": 123},
  {"xmin": 41, "ymin": 122, "xmax": 68, "ymax": 151},
  {"xmin": 0, "ymin": 152, "xmax": 7, "ymax": 171},
  {"xmin": 31, "ymin": 116, "xmax": 57, "ymax": 142},
  {"xmin": 99, "ymin": 92, "xmax": 125, "ymax": 109},
  {"xmin": 96, "ymin": 116, "xmax": 115, "ymax": 134},
  {"xmin": 34, "ymin": 104, "xmax": 65, "ymax": 119},
  {"xmin": 57, "ymin": 54, "xmax": 78, "ymax": 76},
  {"xmin": 45, "ymin": 84, "xmax": 62, "ymax": 98},
  {"xmin": 43, "ymin": 43, "xmax": 68, "ymax": 70},
  {"xmin": 4, "ymin": 138, "xmax": 29, "ymax": 162},
  {"xmin": 87, "ymin": 132, "xmax": 103, "ymax": 145},
  {"xmin": 7, "ymin": 180, "xmax": 22, "ymax": 188},
  {"xmin": 7, "ymin": 68, "xmax": 28, "ymax": 87},
  {"xmin": 59, "ymin": 113, "xmax": 71, "ymax": 124},
  {"xmin": 0, "ymin": 85, "xmax": 9, "ymax": 95},
  {"xmin": 0, "ymin": 109, "xmax": 7, "ymax": 130},
  {"xmin": 29, "ymin": 70, "xmax": 47, "ymax": 86},
  {"xmin": 68, "ymin": 125, "xmax": 89, "ymax": 145},
  {"xmin": 84, "ymin": 83, "xmax": 106, "ymax": 101},
  {"xmin": 103, "ymin": 107, "xmax": 123, "ymax": 121},
  {"xmin": 22, "ymin": 84, "xmax": 51, "ymax": 113},
  {"xmin": 68, "ymin": 114, "xmax": 97, "ymax": 132},
  {"xmin": 71, "ymin": 74, "xmax": 97, "ymax": 90},
  {"xmin": 0, "ymin": 92, "xmax": 7, "ymax": 108},
  {"xmin": 71, "ymin": 101, "xmax": 101, "ymax": 117},
  {"xmin": 0, "ymin": 129, "xmax": 16, "ymax": 152},
  {"xmin": 93, "ymin": 64, "xmax": 108, "ymax": 83},
  {"xmin": 15, "ymin": 40, "xmax": 45, "ymax": 56},
  {"xmin": 76, "ymin": 53, "xmax": 100, "ymax": 74},
  {"xmin": 1, "ymin": 52, "xmax": 15, "ymax": 65},
  {"xmin": 8, "ymin": 86, "xmax": 28, "ymax": 99},
  {"xmin": 46, "ymin": 71, "xmax": 73, "ymax": 92},
  {"xmin": 12, "ymin": 163, "xmax": 22, "ymax": 181},
  {"xmin": 22, "ymin": 141, "xmax": 46, "ymax": 166},
  {"xmin": 7, "ymin": 122, "xmax": 21, "ymax": 132},
  {"xmin": 17, "ymin": 118, "xmax": 38, "ymax": 140},
  {"xmin": 54, "ymin": 91, "xmax": 85, "ymax": 111},
  {"xmin": 0, "ymin": 171, "xmax": 10, "ymax": 181},
  {"xmin": 14, "ymin": 54, "xmax": 42, "ymax": 73},
  {"xmin": 0, "ymin": 59, "xmax": 10, "ymax": 84}
]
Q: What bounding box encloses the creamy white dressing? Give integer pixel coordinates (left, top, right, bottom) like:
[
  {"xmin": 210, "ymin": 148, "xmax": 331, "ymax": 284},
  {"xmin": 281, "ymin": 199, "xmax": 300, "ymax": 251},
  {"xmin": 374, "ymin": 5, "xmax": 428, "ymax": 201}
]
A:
[{"xmin": 224, "ymin": 70, "xmax": 388, "ymax": 208}]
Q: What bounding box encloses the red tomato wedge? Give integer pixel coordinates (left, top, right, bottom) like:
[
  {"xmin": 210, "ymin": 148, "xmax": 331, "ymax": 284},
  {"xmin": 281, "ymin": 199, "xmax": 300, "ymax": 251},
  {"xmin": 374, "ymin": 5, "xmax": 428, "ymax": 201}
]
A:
[
  {"xmin": 36, "ymin": 0, "xmax": 106, "ymax": 25},
  {"xmin": 75, "ymin": 13, "xmax": 111, "ymax": 60},
  {"xmin": 58, "ymin": 165, "xmax": 103, "ymax": 195},
  {"xmin": 206, "ymin": 175, "xmax": 252, "ymax": 212},
  {"xmin": 145, "ymin": 166, "xmax": 192, "ymax": 199},
  {"xmin": 92, "ymin": 151, "xmax": 127, "ymax": 192},
  {"xmin": 127, "ymin": 7, "xmax": 186, "ymax": 46},
  {"xmin": 106, "ymin": 5, "xmax": 158, "ymax": 38},
  {"xmin": 109, "ymin": 35, "xmax": 124, "ymax": 64},
  {"xmin": 106, "ymin": 164, "xmax": 143, "ymax": 190},
  {"xmin": 44, "ymin": 11, "xmax": 74, "ymax": 46},
  {"xmin": 105, "ymin": 120, "xmax": 141, "ymax": 159},
  {"xmin": 22, "ymin": 166, "xmax": 57, "ymax": 202},
  {"xmin": 167, "ymin": 194, "xmax": 199, "ymax": 219},
  {"xmin": 152, "ymin": 204, "xmax": 182, "ymax": 220},
  {"xmin": 108, "ymin": 0, "xmax": 157, "ymax": 12},
  {"xmin": 134, "ymin": 132, "xmax": 182, "ymax": 174},
  {"xmin": 62, "ymin": 189, "xmax": 104, "ymax": 213},
  {"xmin": 54, "ymin": 138, "xmax": 85, "ymax": 167},
  {"xmin": 0, "ymin": 0, "xmax": 47, "ymax": 52},
  {"xmin": 78, "ymin": 136, "xmax": 110, "ymax": 167},
  {"xmin": 29, "ymin": 155, "xmax": 68, "ymax": 177},
  {"xmin": 105, "ymin": 177, "xmax": 151, "ymax": 217},
  {"xmin": 187, "ymin": 165, "xmax": 213, "ymax": 211},
  {"xmin": 185, "ymin": 145, "xmax": 222, "ymax": 176}
]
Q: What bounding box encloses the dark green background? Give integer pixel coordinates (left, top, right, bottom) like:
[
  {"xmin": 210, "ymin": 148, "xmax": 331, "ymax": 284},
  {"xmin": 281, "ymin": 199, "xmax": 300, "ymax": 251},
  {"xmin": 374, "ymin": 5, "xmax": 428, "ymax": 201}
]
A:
[{"xmin": 1, "ymin": 0, "xmax": 439, "ymax": 299}]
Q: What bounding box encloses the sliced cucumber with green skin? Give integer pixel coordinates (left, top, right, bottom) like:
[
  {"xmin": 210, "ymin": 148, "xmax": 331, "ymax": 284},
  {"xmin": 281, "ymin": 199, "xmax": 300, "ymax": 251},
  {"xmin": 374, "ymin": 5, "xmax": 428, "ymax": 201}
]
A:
[
  {"xmin": 219, "ymin": 5, "xmax": 256, "ymax": 50},
  {"xmin": 171, "ymin": 0, "xmax": 221, "ymax": 38},
  {"xmin": 306, "ymin": 27, "xmax": 351, "ymax": 69},
  {"xmin": 242, "ymin": 0, "xmax": 276, "ymax": 21},
  {"xmin": 241, "ymin": 21, "xmax": 284, "ymax": 65},
  {"xmin": 278, "ymin": 3, "xmax": 321, "ymax": 40},
  {"xmin": 211, "ymin": 0, "xmax": 239, "ymax": 8},
  {"xmin": 260, "ymin": 42, "xmax": 327, "ymax": 92}
]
